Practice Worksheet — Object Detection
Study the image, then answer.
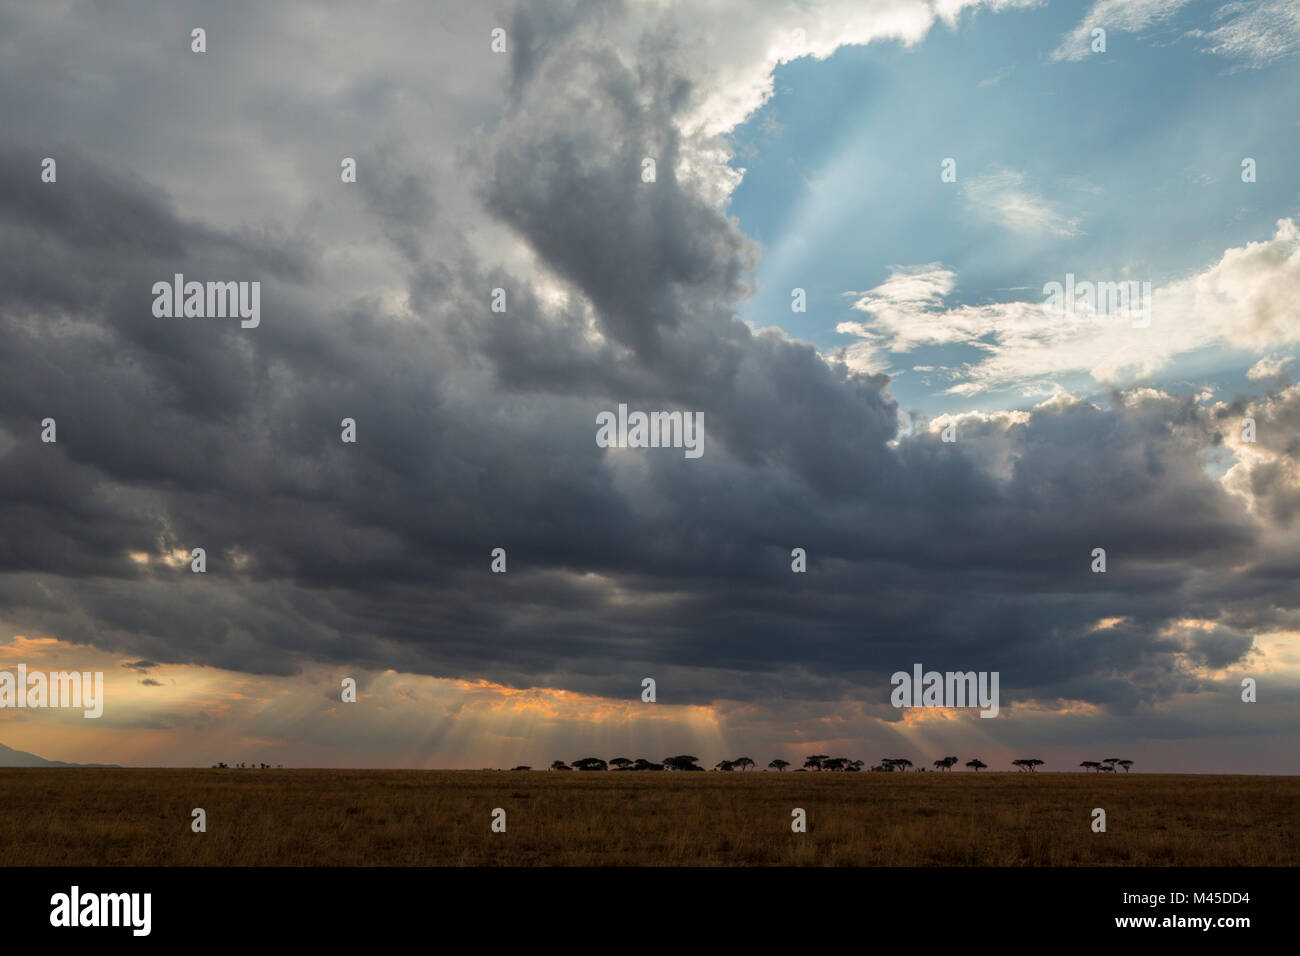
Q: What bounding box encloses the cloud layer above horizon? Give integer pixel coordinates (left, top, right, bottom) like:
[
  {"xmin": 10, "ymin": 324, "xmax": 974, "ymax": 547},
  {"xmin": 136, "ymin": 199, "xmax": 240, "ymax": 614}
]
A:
[{"xmin": 0, "ymin": 0, "xmax": 1297, "ymax": 770}]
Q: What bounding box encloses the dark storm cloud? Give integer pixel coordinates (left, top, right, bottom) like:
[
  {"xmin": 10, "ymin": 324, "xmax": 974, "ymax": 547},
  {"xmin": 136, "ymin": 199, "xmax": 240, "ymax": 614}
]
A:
[
  {"xmin": 0, "ymin": 0, "xmax": 1294, "ymax": 751},
  {"xmin": 475, "ymin": 3, "xmax": 900, "ymax": 499}
]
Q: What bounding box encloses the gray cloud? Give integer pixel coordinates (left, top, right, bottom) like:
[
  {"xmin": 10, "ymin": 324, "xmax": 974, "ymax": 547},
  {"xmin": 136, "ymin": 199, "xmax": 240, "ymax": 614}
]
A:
[{"xmin": 0, "ymin": 0, "xmax": 1295, "ymax": 764}]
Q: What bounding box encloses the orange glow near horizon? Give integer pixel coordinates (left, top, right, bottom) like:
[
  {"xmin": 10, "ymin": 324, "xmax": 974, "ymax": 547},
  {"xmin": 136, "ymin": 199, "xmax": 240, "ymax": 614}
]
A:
[{"xmin": 1, "ymin": 632, "xmax": 1296, "ymax": 772}]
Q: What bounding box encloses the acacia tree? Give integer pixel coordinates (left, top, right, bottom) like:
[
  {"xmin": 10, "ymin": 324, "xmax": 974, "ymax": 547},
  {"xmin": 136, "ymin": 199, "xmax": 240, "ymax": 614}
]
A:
[
  {"xmin": 768, "ymin": 759, "xmax": 790, "ymax": 772},
  {"xmin": 966, "ymin": 759, "xmax": 986, "ymax": 772},
  {"xmin": 550, "ymin": 760, "xmax": 572, "ymax": 771},
  {"xmin": 609, "ymin": 758, "xmax": 633, "ymax": 770},
  {"xmin": 663, "ymin": 755, "xmax": 703, "ymax": 771},
  {"xmin": 734, "ymin": 757, "xmax": 755, "ymax": 772},
  {"xmin": 572, "ymin": 757, "xmax": 607, "ymax": 771},
  {"xmin": 804, "ymin": 755, "xmax": 829, "ymax": 771},
  {"xmin": 891, "ymin": 758, "xmax": 913, "ymax": 772},
  {"xmin": 1080, "ymin": 761, "xmax": 1101, "ymax": 772},
  {"xmin": 714, "ymin": 760, "xmax": 735, "ymax": 771},
  {"xmin": 1118, "ymin": 759, "xmax": 1134, "ymax": 773}
]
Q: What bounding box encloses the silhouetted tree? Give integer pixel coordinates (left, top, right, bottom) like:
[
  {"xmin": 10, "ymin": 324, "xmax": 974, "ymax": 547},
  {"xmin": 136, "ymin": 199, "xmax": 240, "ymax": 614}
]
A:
[
  {"xmin": 663, "ymin": 755, "xmax": 703, "ymax": 771},
  {"xmin": 891, "ymin": 758, "xmax": 913, "ymax": 772},
  {"xmin": 966, "ymin": 759, "xmax": 986, "ymax": 772},
  {"xmin": 768, "ymin": 759, "xmax": 790, "ymax": 772},
  {"xmin": 609, "ymin": 758, "xmax": 633, "ymax": 770},
  {"xmin": 823, "ymin": 757, "xmax": 847, "ymax": 772},
  {"xmin": 734, "ymin": 757, "xmax": 755, "ymax": 772},
  {"xmin": 572, "ymin": 757, "xmax": 608, "ymax": 771},
  {"xmin": 715, "ymin": 760, "xmax": 735, "ymax": 771},
  {"xmin": 1118, "ymin": 759, "xmax": 1134, "ymax": 773},
  {"xmin": 1102, "ymin": 758, "xmax": 1120, "ymax": 770},
  {"xmin": 632, "ymin": 758, "xmax": 664, "ymax": 771},
  {"xmin": 550, "ymin": 760, "xmax": 572, "ymax": 771},
  {"xmin": 804, "ymin": 754, "xmax": 829, "ymax": 771},
  {"xmin": 1080, "ymin": 761, "xmax": 1101, "ymax": 772},
  {"xmin": 511, "ymin": 765, "xmax": 531, "ymax": 771},
  {"xmin": 1098, "ymin": 764, "xmax": 1115, "ymax": 773}
]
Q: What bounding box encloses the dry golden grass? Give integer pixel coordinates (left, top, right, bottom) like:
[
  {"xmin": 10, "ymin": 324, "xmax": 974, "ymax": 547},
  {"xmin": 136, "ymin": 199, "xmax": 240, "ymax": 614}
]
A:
[{"xmin": 0, "ymin": 768, "xmax": 1295, "ymax": 866}]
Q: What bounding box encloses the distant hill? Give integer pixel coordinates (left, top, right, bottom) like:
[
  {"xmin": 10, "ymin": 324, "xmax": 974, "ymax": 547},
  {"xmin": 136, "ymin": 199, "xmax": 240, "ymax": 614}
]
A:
[{"xmin": 0, "ymin": 743, "xmax": 119, "ymax": 768}]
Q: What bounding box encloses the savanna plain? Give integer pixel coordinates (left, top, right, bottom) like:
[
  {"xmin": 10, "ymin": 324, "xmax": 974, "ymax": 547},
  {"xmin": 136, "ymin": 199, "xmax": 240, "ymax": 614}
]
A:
[{"xmin": 1, "ymin": 768, "xmax": 1295, "ymax": 866}]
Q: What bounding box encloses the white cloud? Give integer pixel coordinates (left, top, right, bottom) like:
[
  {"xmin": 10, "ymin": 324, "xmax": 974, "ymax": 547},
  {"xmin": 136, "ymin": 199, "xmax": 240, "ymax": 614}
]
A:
[
  {"xmin": 1182, "ymin": 217, "xmax": 1300, "ymax": 348},
  {"xmin": 962, "ymin": 169, "xmax": 1083, "ymax": 238},
  {"xmin": 1247, "ymin": 355, "xmax": 1295, "ymax": 381},
  {"xmin": 616, "ymin": 0, "xmax": 1045, "ymax": 209},
  {"xmin": 1056, "ymin": 0, "xmax": 1300, "ymax": 67},
  {"xmin": 1052, "ymin": 0, "xmax": 1193, "ymax": 62},
  {"xmin": 838, "ymin": 218, "xmax": 1300, "ymax": 393},
  {"xmin": 978, "ymin": 65, "xmax": 1015, "ymax": 86},
  {"xmin": 1188, "ymin": 0, "xmax": 1300, "ymax": 68},
  {"xmin": 1218, "ymin": 383, "xmax": 1300, "ymax": 524}
]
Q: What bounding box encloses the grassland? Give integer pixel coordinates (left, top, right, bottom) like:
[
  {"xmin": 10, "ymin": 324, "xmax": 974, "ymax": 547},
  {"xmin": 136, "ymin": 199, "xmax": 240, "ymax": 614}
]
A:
[{"xmin": 0, "ymin": 768, "xmax": 1295, "ymax": 866}]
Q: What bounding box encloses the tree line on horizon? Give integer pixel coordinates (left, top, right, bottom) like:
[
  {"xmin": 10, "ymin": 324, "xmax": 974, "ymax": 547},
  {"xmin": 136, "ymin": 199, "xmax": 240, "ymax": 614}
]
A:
[
  {"xmin": 1080, "ymin": 758, "xmax": 1134, "ymax": 773},
  {"xmin": 523, "ymin": 755, "xmax": 1136, "ymax": 772},
  {"xmin": 202, "ymin": 755, "xmax": 1136, "ymax": 772}
]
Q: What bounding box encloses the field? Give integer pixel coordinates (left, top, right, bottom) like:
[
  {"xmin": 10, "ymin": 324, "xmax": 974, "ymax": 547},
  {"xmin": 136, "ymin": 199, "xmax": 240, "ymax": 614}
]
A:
[{"xmin": 1, "ymin": 769, "xmax": 1296, "ymax": 866}]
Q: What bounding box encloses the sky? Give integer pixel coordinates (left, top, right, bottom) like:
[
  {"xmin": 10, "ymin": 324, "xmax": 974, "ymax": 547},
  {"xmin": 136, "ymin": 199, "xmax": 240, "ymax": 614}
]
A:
[{"xmin": 0, "ymin": 0, "xmax": 1297, "ymax": 772}]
